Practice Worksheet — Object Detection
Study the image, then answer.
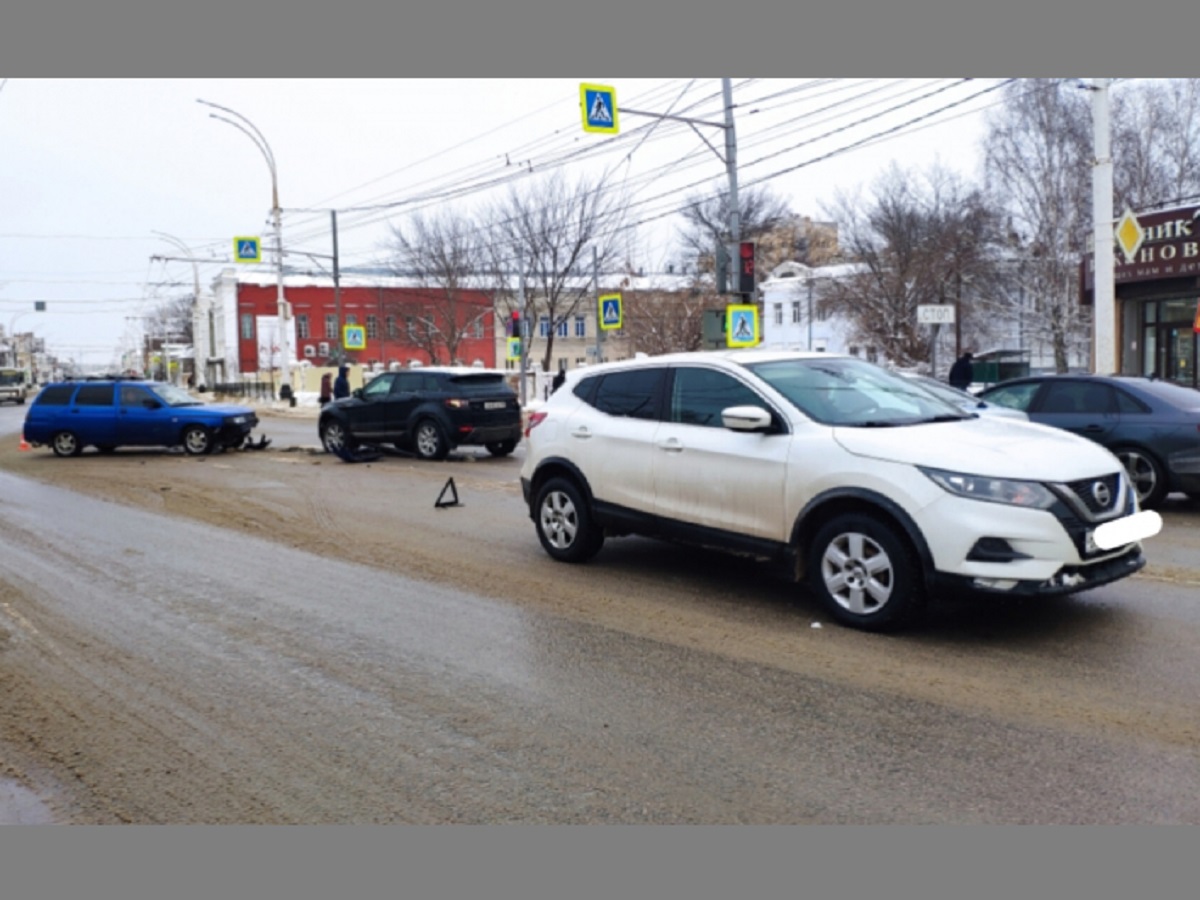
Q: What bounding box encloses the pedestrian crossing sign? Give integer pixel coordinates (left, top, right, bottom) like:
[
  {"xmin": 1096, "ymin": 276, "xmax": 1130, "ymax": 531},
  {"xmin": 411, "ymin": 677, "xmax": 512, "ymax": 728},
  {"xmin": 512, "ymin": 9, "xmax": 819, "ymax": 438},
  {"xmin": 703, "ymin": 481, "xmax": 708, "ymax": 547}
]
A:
[
  {"xmin": 599, "ymin": 293, "xmax": 623, "ymax": 330},
  {"xmin": 581, "ymin": 83, "xmax": 619, "ymax": 134},
  {"xmin": 342, "ymin": 324, "xmax": 367, "ymax": 351},
  {"xmin": 233, "ymin": 236, "xmax": 262, "ymax": 263},
  {"xmin": 726, "ymin": 304, "xmax": 759, "ymax": 348},
  {"xmin": 507, "ymin": 337, "xmax": 522, "ymax": 361}
]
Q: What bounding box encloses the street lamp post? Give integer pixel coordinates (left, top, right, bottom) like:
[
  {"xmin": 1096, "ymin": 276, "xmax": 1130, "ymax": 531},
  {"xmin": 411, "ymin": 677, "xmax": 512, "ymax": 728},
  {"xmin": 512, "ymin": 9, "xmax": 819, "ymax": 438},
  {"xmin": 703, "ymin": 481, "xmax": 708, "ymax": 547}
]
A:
[
  {"xmin": 198, "ymin": 99, "xmax": 292, "ymax": 395},
  {"xmin": 152, "ymin": 231, "xmax": 206, "ymax": 388}
]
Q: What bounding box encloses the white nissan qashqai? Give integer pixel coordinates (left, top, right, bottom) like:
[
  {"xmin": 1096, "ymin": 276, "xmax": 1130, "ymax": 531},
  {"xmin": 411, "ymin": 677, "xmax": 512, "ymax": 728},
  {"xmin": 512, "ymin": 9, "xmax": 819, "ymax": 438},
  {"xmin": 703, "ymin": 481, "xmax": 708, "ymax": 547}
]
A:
[{"xmin": 519, "ymin": 351, "xmax": 1161, "ymax": 632}]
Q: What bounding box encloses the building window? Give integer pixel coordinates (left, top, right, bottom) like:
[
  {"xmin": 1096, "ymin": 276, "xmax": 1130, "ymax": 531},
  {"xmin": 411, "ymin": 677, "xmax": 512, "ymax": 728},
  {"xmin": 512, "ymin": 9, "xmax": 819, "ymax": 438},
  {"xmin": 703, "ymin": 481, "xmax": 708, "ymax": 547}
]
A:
[
  {"xmin": 473, "ymin": 317, "xmax": 485, "ymax": 339},
  {"xmin": 366, "ymin": 315, "xmax": 378, "ymax": 339},
  {"xmin": 406, "ymin": 316, "xmax": 416, "ymax": 339},
  {"xmin": 866, "ymin": 346, "xmax": 878, "ymax": 363},
  {"xmin": 539, "ymin": 315, "xmax": 550, "ymax": 338},
  {"xmin": 241, "ymin": 313, "xmax": 254, "ymax": 341},
  {"xmin": 556, "ymin": 318, "xmax": 569, "ymax": 338},
  {"xmin": 817, "ymin": 303, "xmax": 829, "ymax": 322},
  {"xmin": 791, "ymin": 302, "xmax": 801, "ymax": 324},
  {"xmin": 773, "ymin": 304, "xmax": 783, "ymax": 325},
  {"xmin": 345, "ymin": 314, "xmax": 358, "ymax": 326},
  {"xmin": 296, "ymin": 314, "xmax": 310, "ymax": 339},
  {"xmin": 324, "ymin": 314, "xmax": 338, "ymax": 339},
  {"xmin": 386, "ymin": 315, "xmax": 398, "ymax": 339},
  {"xmin": 575, "ymin": 315, "xmax": 586, "ymax": 337}
]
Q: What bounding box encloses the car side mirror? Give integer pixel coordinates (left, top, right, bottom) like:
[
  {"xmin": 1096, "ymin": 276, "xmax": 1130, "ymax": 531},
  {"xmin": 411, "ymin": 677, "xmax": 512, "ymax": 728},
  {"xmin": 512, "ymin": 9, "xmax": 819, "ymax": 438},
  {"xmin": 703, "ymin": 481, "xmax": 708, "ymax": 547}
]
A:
[
  {"xmin": 722, "ymin": 405, "xmax": 774, "ymax": 432},
  {"xmin": 352, "ymin": 388, "xmax": 364, "ymax": 399},
  {"xmin": 143, "ymin": 399, "xmax": 162, "ymax": 409}
]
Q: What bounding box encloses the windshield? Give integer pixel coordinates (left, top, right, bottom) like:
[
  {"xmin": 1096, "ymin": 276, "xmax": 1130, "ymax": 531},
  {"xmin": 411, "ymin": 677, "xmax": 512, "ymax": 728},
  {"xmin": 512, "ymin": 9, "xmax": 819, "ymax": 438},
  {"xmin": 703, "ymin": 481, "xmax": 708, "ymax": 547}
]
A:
[
  {"xmin": 745, "ymin": 357, "xmax": 968, "ymax": 426},
  {"xmin": 149, "ymin": 383, "xmax": 202, "ymax": 407},
  {"xmin": 0, "ymin": 370, "xmax": 24, "ymax": 386},
  {"xmin": 905, "ymin": 374, "xmax": 979, "ymax": 406}
]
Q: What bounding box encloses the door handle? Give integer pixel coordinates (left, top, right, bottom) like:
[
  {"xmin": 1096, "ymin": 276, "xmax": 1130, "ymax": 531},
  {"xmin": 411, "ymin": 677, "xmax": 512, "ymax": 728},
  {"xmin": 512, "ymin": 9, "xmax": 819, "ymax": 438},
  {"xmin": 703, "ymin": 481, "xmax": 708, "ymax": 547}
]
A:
[
  {"xmin": 657, "ymin": 438, "xmax": 684, "ymax": 453},
  {"xmin": 570, "ymin": 427, "xmax": 592, "ymax": 440},
  {"xmin": 1082, "ymin": 424, "xmax": 1105, "ymax": 433}
]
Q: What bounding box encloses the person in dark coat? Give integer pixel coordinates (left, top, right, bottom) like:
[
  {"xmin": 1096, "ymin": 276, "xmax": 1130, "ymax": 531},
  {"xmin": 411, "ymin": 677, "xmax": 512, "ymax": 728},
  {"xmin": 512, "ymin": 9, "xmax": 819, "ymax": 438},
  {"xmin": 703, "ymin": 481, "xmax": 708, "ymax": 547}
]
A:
[
  {"xmin": 948, "ymin": 352, "xmax": 974, "ymax": 391},
  {"xmin": 319, "ymin": 372, "xmax": 333, "ymax": 405},
  {"xmin": 552, "ymin": 368, "xmax": 566, "ymax": 393},
  {"xmin": 333, "ymin": 364, "xmax": 351, "ymax": 400}
]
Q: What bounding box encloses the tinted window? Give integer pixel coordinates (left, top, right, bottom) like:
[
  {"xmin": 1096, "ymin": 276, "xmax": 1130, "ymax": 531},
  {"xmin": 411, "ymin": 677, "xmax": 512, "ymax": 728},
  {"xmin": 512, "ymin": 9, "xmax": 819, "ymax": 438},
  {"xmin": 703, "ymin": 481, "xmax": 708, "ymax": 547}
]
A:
[
  {"xmin": 1114, "ymin": 389, "xmax": 1150, "ymax": 414},
  {"xmin": 1039, "ymin": 381, "xmax": 1114, "ymax": 414},
  {"xmin": 75, "ymin": 384, "xmax": 115, "ymax": 406},
  {"xmin": 444, "ymin": 374, "xmax": 510, "ymax": 395},
  {"xmin": 592, "ymin": 368, "xmax": 664, "ymax": 420},
  {"xmin": 670, "ymin": 367, "xmax": 767, "ymax": 428},
  {"xmin": 35, "ymin": 385, "xmax": 75, "ymax": 406},
  {"xmin": 981, "ymin": 382, "xmax": 1040, "ymax": 411},
  {"xmin": 1125, "ymin": 379, "xmax": 1200, "ymax": 409},
  {"xmin": 363, "ymin": 374, "xmax": 395, "ymax": 398},
  {"xmin": 121, "ymin": 385, "xmax": 156, "ymax": 407}
]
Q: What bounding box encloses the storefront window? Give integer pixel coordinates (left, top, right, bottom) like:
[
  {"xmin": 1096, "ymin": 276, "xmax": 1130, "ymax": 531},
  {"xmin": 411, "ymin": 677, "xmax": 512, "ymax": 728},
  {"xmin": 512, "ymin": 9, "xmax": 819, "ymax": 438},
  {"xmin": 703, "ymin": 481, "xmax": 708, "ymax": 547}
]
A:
[{"xmin": 1142, "ymin": 326, "xmax": 1157, "ymax": 378}]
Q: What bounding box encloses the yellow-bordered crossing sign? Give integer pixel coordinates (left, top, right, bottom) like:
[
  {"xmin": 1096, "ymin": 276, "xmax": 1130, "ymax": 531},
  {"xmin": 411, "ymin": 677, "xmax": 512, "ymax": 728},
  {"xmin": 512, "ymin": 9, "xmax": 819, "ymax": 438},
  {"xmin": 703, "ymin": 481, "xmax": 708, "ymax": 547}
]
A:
[
  {"xmin": 726, "ymin": 304, "xmax": 759, "ymax": 348},
  {"xmin": 580, "ymin": 83, "xmax": 619, "ymax": 134},
  {"xmin": 233, "ymin": 236, "xmax": 262, "ymax": 263},
  {"xmin": 342, "ymin": 324, "xmax": 367, "ymax": 351}
]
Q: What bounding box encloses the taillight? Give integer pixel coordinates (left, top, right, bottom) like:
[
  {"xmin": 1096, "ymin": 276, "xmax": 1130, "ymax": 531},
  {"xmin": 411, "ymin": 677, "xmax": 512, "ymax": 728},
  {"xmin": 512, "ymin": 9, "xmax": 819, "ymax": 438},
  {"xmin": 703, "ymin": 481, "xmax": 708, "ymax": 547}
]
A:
[{"xmin": 525, "ymin": 410, "xmax": 548, "ymax": 438}]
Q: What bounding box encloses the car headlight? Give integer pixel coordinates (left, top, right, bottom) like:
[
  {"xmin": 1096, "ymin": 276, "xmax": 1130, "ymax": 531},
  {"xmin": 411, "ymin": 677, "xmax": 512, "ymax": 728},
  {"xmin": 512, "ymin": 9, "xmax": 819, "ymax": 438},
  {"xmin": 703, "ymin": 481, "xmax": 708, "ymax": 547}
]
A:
[
  {"xmin": 919, "ymin": 467, "xmax": 1056, "ymax": 509},
  {"xmin": 228, "ymin": 415, "xmax": 247, "ymax": 425}
]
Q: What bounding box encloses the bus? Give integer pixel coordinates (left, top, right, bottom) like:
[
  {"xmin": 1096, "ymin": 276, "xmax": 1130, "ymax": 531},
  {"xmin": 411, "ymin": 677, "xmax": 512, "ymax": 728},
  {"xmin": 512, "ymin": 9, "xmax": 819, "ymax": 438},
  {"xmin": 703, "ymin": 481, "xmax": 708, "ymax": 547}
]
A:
[{"xmin": 0, "ymin": 367, "xmax": 30, "ymax": 405}]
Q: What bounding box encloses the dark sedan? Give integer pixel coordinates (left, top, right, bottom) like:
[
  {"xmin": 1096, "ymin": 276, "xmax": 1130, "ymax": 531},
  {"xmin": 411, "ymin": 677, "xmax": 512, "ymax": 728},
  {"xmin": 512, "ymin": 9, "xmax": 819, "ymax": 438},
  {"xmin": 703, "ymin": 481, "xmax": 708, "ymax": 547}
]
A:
[
  {"xmin": 978, "ymin": 374, "xmax": 1200, "ymax": 508},
  {"xmin": 318, "ymin": 366, "xmax": 522, "ymax": 460}
]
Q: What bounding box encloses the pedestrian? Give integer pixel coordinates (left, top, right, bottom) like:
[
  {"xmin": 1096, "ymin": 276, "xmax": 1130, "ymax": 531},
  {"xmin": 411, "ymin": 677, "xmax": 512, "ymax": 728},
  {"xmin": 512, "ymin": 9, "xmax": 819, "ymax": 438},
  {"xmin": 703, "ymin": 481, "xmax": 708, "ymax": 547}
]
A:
[
  {"xmin": 319, "ymin": 372, "xmax": 333, "ymax": 405},
  {"xmin": 948, "ymin": 352, "xmax": 974, "ymax": 391},
  {"xmin": 333, "ymin": 364, "xmax": 351, "ymax": 400},
  {"xmin": 552, "ymin": 368, "xmax": 566, "ymax": 394}
]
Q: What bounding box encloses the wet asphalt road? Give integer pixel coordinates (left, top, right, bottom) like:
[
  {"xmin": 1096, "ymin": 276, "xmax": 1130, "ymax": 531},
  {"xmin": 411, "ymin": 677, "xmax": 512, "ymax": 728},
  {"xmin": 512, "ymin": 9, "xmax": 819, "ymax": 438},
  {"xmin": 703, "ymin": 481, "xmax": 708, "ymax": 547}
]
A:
[{"xmin": 1, "ymin": 402, "xmax": 1199, "ymax": 823}]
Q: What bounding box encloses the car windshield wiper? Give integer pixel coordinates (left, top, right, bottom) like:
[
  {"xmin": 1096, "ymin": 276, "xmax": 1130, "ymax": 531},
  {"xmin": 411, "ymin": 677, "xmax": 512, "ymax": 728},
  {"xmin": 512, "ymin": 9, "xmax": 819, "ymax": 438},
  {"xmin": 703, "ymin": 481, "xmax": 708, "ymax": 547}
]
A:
[{"xmin": 916, "ymin": 414, "xmax": 970, "ymax": 424}]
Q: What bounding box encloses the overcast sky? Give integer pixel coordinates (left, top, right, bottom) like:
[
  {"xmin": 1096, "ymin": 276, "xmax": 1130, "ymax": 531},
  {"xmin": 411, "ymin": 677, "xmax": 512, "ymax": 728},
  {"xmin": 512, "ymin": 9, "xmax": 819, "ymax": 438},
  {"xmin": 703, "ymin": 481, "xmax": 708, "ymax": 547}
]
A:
[{"xmin": 0, "ymin": 77, "xmax": 1002, "ymax": 368}]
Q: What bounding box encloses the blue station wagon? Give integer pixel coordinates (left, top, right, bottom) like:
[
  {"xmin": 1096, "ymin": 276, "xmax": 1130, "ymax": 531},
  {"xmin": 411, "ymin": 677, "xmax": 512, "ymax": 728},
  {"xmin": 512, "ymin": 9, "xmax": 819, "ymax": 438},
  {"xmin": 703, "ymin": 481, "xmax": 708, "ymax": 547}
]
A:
[{"xmin": 23, "ymin": 380, "xmax": 260, "ymax": 457}]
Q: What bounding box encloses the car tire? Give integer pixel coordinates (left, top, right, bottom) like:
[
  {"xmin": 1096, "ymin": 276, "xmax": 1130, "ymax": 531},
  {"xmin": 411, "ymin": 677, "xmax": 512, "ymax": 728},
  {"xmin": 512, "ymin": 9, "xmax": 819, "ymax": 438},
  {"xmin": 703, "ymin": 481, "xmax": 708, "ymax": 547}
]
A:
[
  {"xmin": 807, "ymin": 512, "xmax": 924, "ymax": 632},
  {"xmin": 534, "ymin": 476, "xmax": 605, "ymax": 563},
  {"xmin": 182, "ymin": 425, "xmax": 213, "ymax": 456},
  {"xmin": 51, "ymin": 431, "xmax": 82, "ymax": 458},
  {"xmin": 486, "ymin": 439, "xmax": 517, "ymax": 457},
  {"xmin": 1113, "ymin": 446, "xmax": 1167, "ymax": 509},
  {"xmin": 320, "ymin": 419, "xmax": 353, "ymax": 454},
  {"xmin": 413, "ymin": 419, "xmax": 449, "ymax": 461}
]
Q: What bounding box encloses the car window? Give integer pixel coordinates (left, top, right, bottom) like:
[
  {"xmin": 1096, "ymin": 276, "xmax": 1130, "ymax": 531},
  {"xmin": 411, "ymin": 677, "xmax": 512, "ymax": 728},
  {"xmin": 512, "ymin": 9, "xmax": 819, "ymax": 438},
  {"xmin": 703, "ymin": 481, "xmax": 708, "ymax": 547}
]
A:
[
  {"xmin": 591, "ymin": 368, "xmax": 664, "ymax": 420},
  {"xmin": 74, "ymin": 384, "xmax": 115, "ymax": 406},
  {"xmin": 670, "ymin": 367, "xmax": 768, "ymax": 428},
  {"xmin": 1039, "ymin": 381, "xmax": 1114, "ymax": 414},
  {"xmin": 445, "ymin": 374, "xmax": 511, "ymax": 395},
  {"xmin": 747, "ymin": 358, "xmax": 957, "ymax": 426},
  {"xmin": 120, "ymin": 385, "xmax": 156, "ymax": 407},
  {"xmin": 389, "ymin": 373, "xmax": 421, "ymax": 394},
  {"xmin": 981, "ymin": 382, "xmax": 1039, "ymax": 411},
  {"xmin": 34, "ymin": 385, "xmax": 75, "ymax": 405},
  {"xmin": 362, "ymin": 374, "xmax": 395, "ymax": 398},
  {"xmin": 1114, "ymin": 389, "xmax": 1150, "ymax": 414}
]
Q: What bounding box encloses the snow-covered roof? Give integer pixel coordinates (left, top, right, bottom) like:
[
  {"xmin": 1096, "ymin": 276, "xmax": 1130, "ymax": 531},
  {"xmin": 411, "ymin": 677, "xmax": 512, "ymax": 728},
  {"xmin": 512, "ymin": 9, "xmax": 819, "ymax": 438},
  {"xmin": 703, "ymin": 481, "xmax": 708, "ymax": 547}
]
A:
[{"xmin": 221, "ymin": 268, "xmax": 708, "ymax": 294}]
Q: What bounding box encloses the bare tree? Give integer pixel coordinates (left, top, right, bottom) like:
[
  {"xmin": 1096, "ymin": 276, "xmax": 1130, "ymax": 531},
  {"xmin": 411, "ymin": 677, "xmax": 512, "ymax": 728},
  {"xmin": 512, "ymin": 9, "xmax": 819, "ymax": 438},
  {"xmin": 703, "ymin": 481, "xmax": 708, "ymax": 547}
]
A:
[
  {"xmin": 486, "ymin": 172, "xmax": 627, "ymax": 372},
  {"xmin": 621, "ymin": 273, "xmax": 714, "ymax": 355},
  {"xmin": 676, "ymin": 181, "xmax": 793, "ymax": 275},
  {"xmin": 820, "ymin": 164, "xmax": 1003, "ymax": 368},
  {"xmin": 983, "ymin": 79, "xmax": 1094, "ymax": 373},
  {"xmin": 1112, "ymin": 79, "xmax": 1200, "ymax": 211},
  {"xmin": 387, "ymin": 209, "xmax": 491, "ymax": 364}
]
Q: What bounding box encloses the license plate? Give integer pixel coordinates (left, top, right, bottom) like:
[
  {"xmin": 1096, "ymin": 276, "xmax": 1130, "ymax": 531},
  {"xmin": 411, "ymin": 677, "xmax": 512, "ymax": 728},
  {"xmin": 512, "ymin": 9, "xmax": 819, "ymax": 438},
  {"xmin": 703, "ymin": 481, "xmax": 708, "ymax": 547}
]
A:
[{"xmin": 484, "ymin": 401, "xmax": 506, "ymax": 410}]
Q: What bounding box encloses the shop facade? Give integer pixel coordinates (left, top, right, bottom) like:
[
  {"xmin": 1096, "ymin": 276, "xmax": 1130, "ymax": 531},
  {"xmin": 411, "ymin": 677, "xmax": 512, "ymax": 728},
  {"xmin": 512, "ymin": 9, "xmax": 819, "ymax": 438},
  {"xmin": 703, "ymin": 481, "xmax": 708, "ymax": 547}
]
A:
[{"xmin": 1083, "ymin": 203, "xmax": 1200, "ymax": 387}]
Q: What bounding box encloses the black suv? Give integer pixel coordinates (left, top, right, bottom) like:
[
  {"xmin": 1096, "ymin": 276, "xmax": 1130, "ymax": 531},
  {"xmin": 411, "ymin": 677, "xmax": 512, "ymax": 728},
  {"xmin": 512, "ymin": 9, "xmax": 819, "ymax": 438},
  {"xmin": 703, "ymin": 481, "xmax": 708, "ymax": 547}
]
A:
[{"xmin": 318, "ymin": 367, "xmax": 522, "ymax": 460}]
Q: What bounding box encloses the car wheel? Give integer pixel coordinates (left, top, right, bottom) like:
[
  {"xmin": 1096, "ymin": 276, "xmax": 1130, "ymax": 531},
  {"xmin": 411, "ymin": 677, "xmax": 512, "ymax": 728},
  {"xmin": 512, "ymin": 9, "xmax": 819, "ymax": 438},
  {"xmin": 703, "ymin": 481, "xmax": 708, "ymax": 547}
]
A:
[
  {"xmin": 51, "ymin": 431, "xmax": 82, "ymax": 458},
  {"xmin": 1113, "ymin": 447, "xmax": 1167, "ymax": 509},
  {"xmin": 486, "ymin": 439, "xmax": 517, "ymax": 457},
  {"xmin": 320, "ymin": 420, "xmax": 352, "ymax": 454},
  {"xmin": 413, "ymin": 419, "xmax": 449, "ymax": 461},
  {"xmin": 534, "ymin": 477, "xmax": 604, "ymax": 563},
  {"xmin": 182, "ymin": 425, "xmax": 213, "ymax": 456},
  {"xmin": 807, "ymin": 513, "xmax": 924, "ymax": 632}
]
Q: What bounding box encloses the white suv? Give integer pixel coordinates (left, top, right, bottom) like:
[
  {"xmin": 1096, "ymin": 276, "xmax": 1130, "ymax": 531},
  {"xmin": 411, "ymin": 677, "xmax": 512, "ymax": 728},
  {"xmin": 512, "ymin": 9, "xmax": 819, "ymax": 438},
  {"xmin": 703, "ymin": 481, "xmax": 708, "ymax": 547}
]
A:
[{"xmin": 519, "ymin": 350, "xmax": 1159, "ymax": 631}]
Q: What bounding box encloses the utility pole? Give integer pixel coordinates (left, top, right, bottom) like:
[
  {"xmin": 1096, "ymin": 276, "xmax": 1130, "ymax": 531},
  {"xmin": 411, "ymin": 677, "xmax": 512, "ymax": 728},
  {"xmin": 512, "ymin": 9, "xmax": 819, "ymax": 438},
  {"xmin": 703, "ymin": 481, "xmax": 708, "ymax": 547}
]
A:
[
  {"xmin": 722, "ymin": 77, "xmax": 740, "ymax": 245},
  {"xmin": 517, "ymin": 251, "xmax": 528, "ymax": 407},
  {"xmin": 593, "ymin": 246, "xmax": 602, "ymax": 365},
  {"xmin": 1090, "ymin": 78, "xmax": 1117, "ymax": 375},
  {"xmin": 331, "ymin": 209, "xmax": 343, "ymax": 364}
]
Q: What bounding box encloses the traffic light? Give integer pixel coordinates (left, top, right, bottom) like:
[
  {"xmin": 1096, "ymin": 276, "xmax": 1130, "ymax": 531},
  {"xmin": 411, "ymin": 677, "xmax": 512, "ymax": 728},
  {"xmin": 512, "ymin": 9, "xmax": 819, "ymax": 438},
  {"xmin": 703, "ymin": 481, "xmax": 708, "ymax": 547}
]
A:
[
  {"xmin": 737, "ymin": 240, "xmax": 756, "ymax": 295},
  {"xmin": 511, "ymin": 310, "xmax": 521, "ymax": 337}
]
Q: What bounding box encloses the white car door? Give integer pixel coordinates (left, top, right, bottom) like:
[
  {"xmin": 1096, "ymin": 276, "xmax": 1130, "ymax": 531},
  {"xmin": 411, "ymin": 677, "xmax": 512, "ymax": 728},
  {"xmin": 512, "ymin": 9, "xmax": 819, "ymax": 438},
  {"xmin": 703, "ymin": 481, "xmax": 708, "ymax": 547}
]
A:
[
  {"xmin": 565, "ymin": 366, "xmax": 666, "ymax": 516},
  {"xmin": 651, "ymin": 365, "xmax": 791, "ymax": 541}
]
